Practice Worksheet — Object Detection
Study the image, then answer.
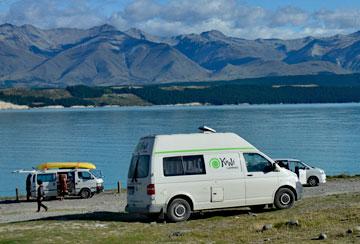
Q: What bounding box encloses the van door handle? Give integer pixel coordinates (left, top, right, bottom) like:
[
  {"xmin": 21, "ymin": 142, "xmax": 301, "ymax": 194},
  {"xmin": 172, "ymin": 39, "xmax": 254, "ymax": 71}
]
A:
[{"xmin": 247, "ymin": 174, "xmax": 253, "ymax": 176}]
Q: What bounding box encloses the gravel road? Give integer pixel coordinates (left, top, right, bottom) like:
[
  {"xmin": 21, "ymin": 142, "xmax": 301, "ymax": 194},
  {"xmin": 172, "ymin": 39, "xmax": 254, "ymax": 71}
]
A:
[{"xmin": 1, "ymin": 178, "xmax": 359, "ymax": 224}]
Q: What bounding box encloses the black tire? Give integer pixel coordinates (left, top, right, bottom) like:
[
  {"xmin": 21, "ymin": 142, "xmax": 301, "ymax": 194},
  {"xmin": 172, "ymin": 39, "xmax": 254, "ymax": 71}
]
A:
[
  {"xmin": 250, "ymin": 204, "xmax": 266, "ymax": 212},
  {"xmin": 167, "ymin": 198, "xmax": 191, "ymax": 222},
  {"xmin": 308, "ymin": 176, "xmax": 319, "ymax": 187},
  {"xmin": 274, "ymin": 188, "xmax": 295, "ymax": 209},
  {"xmin": 80, "ymin": 188, "xmax": 91, "ymax": 199}
]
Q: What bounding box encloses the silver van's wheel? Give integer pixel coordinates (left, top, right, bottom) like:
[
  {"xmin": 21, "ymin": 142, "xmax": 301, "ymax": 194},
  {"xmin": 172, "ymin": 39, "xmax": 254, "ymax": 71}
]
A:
[
  {"xmin": 167, "ymin": 198, "xmax": 191, "ymax": 222},
  {"xmin": 80, "ymin": 188, "xmax": 91, "ymax": 199},
  {"xmin": 308, "ymin": 176, "xmax": 319, "ymax": 187},
  {"xmin": 274, "ymin": 188, "xmax": 295, "ymax": 209}
]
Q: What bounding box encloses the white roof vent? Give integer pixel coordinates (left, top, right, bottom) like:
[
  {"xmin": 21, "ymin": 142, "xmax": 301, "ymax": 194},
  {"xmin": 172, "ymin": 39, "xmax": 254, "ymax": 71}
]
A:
[{"xmin": 198, "ymin": 126, "xmax": 216, "ymax": 133}]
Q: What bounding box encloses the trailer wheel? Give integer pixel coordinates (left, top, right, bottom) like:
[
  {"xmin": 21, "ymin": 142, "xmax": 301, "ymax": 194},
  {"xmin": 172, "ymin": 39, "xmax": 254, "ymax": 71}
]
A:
[
  {"xmin": 167, "ymin": 198, "xmax": 191, "ymax": 222},
  {"xmin": 274, "ymin": 188, "xmax": 295, "ymax": 209},
  {"xmin": 80, "ymin": 188, "xmax": 91, "ymax": 199},
  {"xmin": 308, "ymin": 176, "xmax": 319, "ymax": 187}
]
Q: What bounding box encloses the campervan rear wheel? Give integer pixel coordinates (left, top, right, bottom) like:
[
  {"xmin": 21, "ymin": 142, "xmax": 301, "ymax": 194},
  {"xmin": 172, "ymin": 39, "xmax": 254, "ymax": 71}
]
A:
[
  {"xmin": 167, "ymin": 198, "xmax": 191, "ymax": 222},
  {"xmin": 80, "ymin": 188, "xmax": 91, "ymax": 199},
  {"xmin": 274, "ymin": 188, "xmax": 295, "ymax": 209}
]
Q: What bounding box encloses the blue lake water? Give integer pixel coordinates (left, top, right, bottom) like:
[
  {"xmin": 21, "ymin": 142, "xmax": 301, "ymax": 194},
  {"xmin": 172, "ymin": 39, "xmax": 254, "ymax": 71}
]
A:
[{"xmin": 1, "ymin": 103, "xmax": 360, "ymax": 196}]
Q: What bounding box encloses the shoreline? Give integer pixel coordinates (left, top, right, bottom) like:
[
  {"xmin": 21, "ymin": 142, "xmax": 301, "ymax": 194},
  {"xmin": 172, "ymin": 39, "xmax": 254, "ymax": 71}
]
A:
[{"xmin": 1, "ymin": 101, "xmax": 360, "ymax": 111}]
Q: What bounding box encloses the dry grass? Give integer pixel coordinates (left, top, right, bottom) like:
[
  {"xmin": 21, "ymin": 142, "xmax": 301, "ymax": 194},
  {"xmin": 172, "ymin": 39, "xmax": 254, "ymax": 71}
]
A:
[
  {"xmin": 0, "ymin": 192, "xmax": 359, "ymax": 243},
  {"xmin": 327, "ymin": 174, "xmax": 360, "ymax": 180}
]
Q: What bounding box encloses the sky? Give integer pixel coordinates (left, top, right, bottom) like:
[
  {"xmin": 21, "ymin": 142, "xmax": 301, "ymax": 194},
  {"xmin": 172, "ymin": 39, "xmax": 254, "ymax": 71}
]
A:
[{"xmin": 0, "ymin": 0, "xmax": 360, "ymax": 39}]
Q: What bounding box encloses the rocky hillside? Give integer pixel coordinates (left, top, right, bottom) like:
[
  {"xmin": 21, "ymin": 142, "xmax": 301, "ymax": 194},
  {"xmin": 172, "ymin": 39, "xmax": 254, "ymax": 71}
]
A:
[{"xmin": 1, "ymin": 24, "xmax": 360, "ymax": 87}]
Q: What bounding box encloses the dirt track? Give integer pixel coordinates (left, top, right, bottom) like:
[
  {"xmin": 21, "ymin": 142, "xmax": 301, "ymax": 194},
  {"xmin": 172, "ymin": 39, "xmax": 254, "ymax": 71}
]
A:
[{"xmin": 1, "ymin": 178, "xmax": 359, "ymax": 224}]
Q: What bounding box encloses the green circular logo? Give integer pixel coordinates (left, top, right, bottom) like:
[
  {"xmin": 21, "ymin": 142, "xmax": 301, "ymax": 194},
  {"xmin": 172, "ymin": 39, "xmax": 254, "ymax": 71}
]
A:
[{"xmin": 209, "ymin": 158, "xmax": 221, "ymax": 169}]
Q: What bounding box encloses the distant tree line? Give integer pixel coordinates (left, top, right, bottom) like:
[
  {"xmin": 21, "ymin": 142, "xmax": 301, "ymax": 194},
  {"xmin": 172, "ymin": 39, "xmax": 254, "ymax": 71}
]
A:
[
  {"xmin": 118, "ymin": 85, "xmax": 360, "ymax": 105},
  {"xmin": 2, "ymin": 72, "xmax": 360, "ymax": 107},
  {"xmin": 66, "ymin": 85, "xmax": 106, "ymax": 98}
]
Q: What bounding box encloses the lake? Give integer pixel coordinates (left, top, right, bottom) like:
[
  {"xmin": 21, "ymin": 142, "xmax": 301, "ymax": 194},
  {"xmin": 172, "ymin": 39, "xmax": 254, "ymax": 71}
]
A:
[{"xmin": 1, "ymin": 103, "xmax": 360, "ymax": 196}]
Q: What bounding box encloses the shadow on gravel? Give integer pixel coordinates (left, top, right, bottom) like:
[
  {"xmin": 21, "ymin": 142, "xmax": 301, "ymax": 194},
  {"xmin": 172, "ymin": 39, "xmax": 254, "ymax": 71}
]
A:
[
  {"xmin": 189, "ymin": 207, "xmax": 277, "ymax": 221},
  {"xmin": 0, "ymin": 199, "xmax": 35, "ymax": 204},
  {"xmin": 27, "ymin": 211, "xmax": 151, "ymax": 223},
  {"xmin": 23, "ymin": 207, "xmax": 277, "ymax": 223}
]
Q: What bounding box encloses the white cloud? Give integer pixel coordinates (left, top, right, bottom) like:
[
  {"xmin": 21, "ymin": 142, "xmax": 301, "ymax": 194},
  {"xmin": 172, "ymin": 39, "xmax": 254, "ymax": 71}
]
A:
[
  {"xmin": 270, "ymin": 6, "xmax": 309, "ymax": 27},
  {"xmin": 2, "ymin": 0, "xmax": 106, "ymax": 29},
  {"xmin": 1, "ymin": 0, "xmax": 360, "ymax": 39},
  {"xmin": 313, "ymin": 9, "xmax": 360, "ymax": 29}
]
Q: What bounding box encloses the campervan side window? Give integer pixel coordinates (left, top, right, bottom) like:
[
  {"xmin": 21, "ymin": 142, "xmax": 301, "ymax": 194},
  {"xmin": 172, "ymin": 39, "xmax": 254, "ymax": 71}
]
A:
[
  {"xmin": 37, "ymin": 173, "xmax": 56, "ymax": 182},
  {"xmin": 78, "ymin": 171, "xmax": 92, "ymax": 180},
  {"xmin": 163, "ymin": 155, "xmax": 206, "ymax": 176}
]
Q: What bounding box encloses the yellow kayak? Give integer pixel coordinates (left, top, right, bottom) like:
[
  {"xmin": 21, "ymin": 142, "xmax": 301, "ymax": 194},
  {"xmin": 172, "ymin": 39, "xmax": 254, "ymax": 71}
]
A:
[{"xmin": 36, "ymin": 162, "xmax": 96, "ymax": 170}]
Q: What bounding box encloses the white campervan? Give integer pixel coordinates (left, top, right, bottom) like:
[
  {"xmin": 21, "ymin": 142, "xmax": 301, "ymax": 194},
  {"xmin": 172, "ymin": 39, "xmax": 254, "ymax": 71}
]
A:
[
  {"xmin": 14, "ymin": 162, "xmax": 104, "ymax": 200},
  {"xmin": 126, "ymin": 128, "xmax": 302, "ymax": 222},
  {"xmin": 24, "ymin": 168, "xmax": 104, "ymax": 199}
]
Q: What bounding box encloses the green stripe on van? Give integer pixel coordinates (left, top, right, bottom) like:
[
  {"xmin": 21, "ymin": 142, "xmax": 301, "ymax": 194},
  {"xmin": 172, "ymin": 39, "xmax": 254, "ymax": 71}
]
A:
[{"xmin": 154, "ymin": 147, "xmax": 255, "ymax": 154}]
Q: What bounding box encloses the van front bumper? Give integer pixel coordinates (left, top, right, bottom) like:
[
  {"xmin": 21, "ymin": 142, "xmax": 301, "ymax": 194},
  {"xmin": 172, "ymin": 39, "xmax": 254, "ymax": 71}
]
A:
[
  {"xmin": 296, "ymin": 181, "xmax": 303, "ymax": 200},
  {"xmin": 125, "ymin": 204, "xmax": 163, "ymax": 214},
  {"xmin": 96, "ymin": 185, "xmax": 104, "ymax": 193},
  {"xmin": 320, "ymin": 174, "xmax": 326, "ymax": 184}
]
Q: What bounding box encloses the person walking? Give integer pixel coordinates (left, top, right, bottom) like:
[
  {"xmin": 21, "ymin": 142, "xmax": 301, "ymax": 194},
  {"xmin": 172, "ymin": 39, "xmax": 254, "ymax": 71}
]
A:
[{"xmin": 36, "ymin": 180, "xmax": 48, "ymax": 212}]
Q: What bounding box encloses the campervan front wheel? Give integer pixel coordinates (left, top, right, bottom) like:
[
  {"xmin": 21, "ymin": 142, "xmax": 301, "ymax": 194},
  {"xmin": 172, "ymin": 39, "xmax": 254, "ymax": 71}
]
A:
[
  {"xmin": 167, "ymin": 198, "xmax": 191, "ymax": 222},
  {"xmin": 274, "ymin": 188, "xmax": 295, "ymax": 209},
  {"xmin": 80, "ymin": 188, "xmax": 91, "ymax": 199}
]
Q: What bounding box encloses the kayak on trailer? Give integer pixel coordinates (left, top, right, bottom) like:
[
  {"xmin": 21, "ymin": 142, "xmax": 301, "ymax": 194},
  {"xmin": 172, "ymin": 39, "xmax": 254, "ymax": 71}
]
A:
[{"xmin": 36, "ymin": 162, "xmax": 96, "ymax": 170}]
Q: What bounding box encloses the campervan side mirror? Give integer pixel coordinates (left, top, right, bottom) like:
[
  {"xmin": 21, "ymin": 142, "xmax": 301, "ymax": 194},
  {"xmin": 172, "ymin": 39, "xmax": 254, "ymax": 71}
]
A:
[
  {"xmin": 272, "ymin": 163, "xmax": 280, "ymax": 172},
  {"xmin": 264, "ymin": 163, "xmax": 276, "ymax": 173}
]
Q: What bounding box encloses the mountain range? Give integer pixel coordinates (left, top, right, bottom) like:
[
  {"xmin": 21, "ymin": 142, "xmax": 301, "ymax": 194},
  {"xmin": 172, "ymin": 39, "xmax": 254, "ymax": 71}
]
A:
[{"xmin": 0, "ymin": 23, "xmax": 360, "ymax": 87}]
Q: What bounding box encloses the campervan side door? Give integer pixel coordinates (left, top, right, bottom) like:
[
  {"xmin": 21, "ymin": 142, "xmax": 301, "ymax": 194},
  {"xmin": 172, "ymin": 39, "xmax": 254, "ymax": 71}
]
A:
[
  {"xmin": 36, "ymin": 173, "xmax": 58, "ymax": 197},
  {"xmin": 241, "ymin": 152, "xmax": 279, "ymax": 205},
  {"xmin": 75, "ymin": 170, "xmax": 94, "ymax": 194},
  {"xmin": 203, "ymin": 152, "xmax": 246, "ymax": 208}
]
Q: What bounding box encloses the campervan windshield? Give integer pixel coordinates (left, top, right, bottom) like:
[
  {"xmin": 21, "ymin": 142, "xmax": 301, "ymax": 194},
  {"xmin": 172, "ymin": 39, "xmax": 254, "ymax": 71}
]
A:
[{"xmin": 90, "ymin": 169, "xmax": 102, "ymax": 179}]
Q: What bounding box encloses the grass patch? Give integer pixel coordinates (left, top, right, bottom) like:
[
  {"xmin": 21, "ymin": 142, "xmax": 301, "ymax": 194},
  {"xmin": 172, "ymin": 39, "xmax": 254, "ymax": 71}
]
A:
[
  {"xmin": 91, "ymin": 93, "xmax": 150, "ymax": 106},
  {"xmin": 0, "ymin": 193, "xmax": 359, "ymax": 243}
]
